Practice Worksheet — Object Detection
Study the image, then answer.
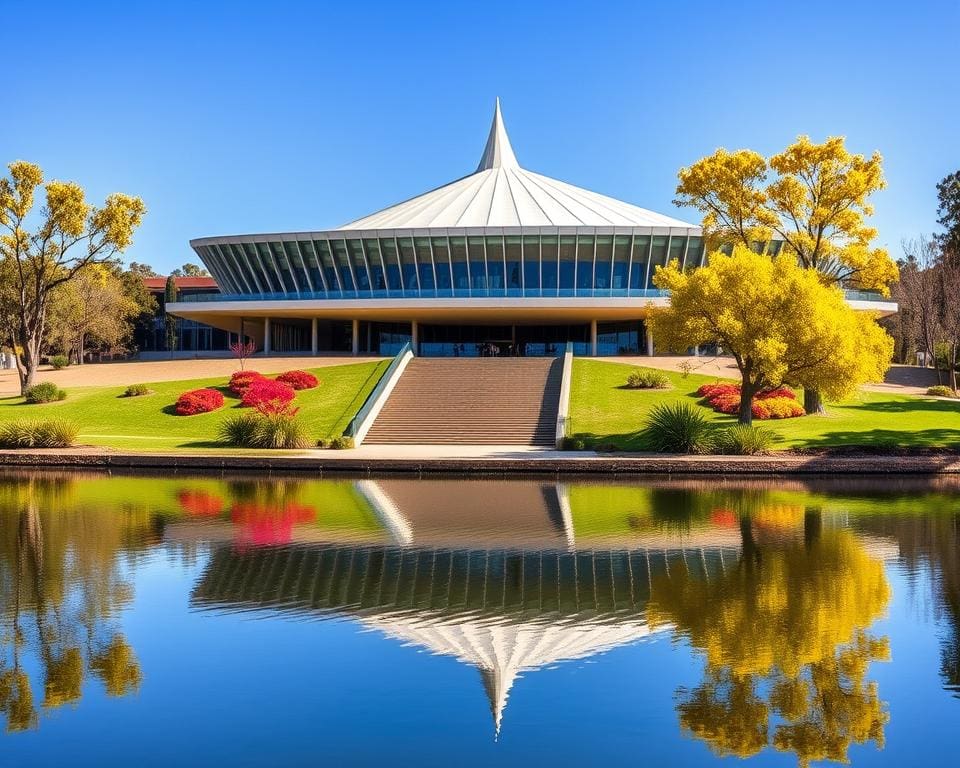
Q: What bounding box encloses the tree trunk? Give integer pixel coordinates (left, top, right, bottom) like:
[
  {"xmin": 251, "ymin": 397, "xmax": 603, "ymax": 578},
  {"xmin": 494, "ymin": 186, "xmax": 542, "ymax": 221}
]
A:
[
  {"xmin": 78, "ymin": 333, "xmax": 85, "ymax": 366},
  {"xmin": 738, "ymin": 382, "xmax": 756, "ymax": 425},
  {"xmin": 804, "ymin": 507, "xmax": 822, "ymax": 550},
  {"xmin": 951, "ymin": 342, "xmax": 958, "ymax": 393},
  {"xmin": 804, "ymin": 388, "xmax": 826, "ymax": 415}
]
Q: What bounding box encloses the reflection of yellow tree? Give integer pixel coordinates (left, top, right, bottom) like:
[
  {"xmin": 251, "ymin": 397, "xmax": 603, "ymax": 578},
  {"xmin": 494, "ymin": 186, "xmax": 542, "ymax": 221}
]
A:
[
  {"xmin": 650, "ymin": 518, "xmax": 891, "ymax": 766},
  {"xmin": 0, "ymin": 475, "xmax": 148, "ymax": 732}
]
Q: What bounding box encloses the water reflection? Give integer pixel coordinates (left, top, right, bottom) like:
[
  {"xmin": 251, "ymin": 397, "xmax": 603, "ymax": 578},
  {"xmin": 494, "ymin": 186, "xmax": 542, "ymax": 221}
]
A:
[{"xmin": 0, "ymin": 471, "xmax": 959, "ymax": 764}]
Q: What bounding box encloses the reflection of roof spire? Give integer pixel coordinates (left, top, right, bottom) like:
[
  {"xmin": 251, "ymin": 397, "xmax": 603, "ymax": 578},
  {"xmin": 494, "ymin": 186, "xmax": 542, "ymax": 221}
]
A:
[
  {"xmin": 476, "ymin": 97, "xmax": 519, "ymax": 172},
  {"xmin": 480, "ymin": 665, "xmax": 518, "ymax": 741}
]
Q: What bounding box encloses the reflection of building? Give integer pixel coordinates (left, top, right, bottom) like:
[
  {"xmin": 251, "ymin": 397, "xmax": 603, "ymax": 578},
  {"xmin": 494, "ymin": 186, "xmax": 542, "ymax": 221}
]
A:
[
  {"xmin": 135, "ymin": 276, "xmax": 231, "ymax": 356},
  {"xmin": 168, "ymin": 101, "xmax": 897, "ymax": 357}
]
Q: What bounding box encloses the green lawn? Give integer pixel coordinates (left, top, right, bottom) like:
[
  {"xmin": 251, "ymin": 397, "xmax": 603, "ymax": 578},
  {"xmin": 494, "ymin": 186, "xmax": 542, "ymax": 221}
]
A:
[
  {"xmin": 0, "ymin": 360, "xmax": 390, "ymax": 452},
  {"xmin": 568, "ymin": 359, "xmax": 960, "ymax": 451}
]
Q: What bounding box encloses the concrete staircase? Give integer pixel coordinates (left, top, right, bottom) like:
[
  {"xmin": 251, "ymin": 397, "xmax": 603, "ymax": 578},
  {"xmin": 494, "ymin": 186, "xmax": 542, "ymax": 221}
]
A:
[{"xmin": 364, "ymin": 358, "xmax": 562, "ymax": 445}]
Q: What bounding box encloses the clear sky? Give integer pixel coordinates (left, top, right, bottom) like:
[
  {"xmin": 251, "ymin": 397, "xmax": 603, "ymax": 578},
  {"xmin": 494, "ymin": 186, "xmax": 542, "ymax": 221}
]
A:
[{"xmin": 3, "ymin": 0, "xmax": 958, "ymax": 273}]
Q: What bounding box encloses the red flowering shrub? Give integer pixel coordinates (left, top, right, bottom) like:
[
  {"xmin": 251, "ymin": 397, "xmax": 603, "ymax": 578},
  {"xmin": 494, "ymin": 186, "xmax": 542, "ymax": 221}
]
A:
[
  {"xmin": 231, "ymin": 502, "xmax": 316, "ymax": 547},
  {"xmin": 229, "ymin": 370, "xmax": 266, "ymax": 396},
  {"xmin": 177, "ymin": 489, "xmax": 224, "ymax": 516},
  {"xmin": 275, "ymin": 370, "xmax": 319, "ymax": 390},
  {"xmin": 175, "ymin": 388, "xmax": 224, "ymax": 415},
  {"xmin": 697, "ymin": 382, "xmax": 803, "ymax": 419},
  {"xmin": 241, "ymin": 378, "xmax": 295, "ymax": 410}
]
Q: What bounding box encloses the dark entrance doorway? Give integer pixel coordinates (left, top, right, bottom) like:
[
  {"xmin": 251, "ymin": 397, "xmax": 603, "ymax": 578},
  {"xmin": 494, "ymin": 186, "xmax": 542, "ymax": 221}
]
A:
[{"xmin": 418, "ymin": 324, "xmax": 590, "ymax": 357}]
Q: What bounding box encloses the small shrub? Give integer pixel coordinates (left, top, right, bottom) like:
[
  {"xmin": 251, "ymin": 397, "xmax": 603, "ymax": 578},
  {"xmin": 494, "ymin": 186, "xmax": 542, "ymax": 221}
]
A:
[
  {"xmin": 49, "ymin": 355, "xmax": 69, "ymax": 370},
  {"xmin": 229, "ymin": 370, "xmax": 266, "ymax": 396},
  {"xmin": 316, "ymin": 438, "xmax": 331, "ymax": 449},
  {"xmin": 275, "ymin": 370, "xmax": 319, "ymax": 390},
  {"xmin": 0, "ymin": 418, "xmax": 78, "ymax": 448},
  {"xmin": 698, "ymin": 382, "xmax": 803, "ymax": 419},
  {"xmin": 123, "ymin": 383, "xmax": 153, "ymax": 397},
  {"xmin": 175, "ymin": 388, "xmax": 224, "ymax": 415},
  {"xmin": 329, "ymin": 435, "xmax": 355, "ymax": 450},
  {"xmin": 241, "ymin": 379, "xmax": 295, "ymax": 409},
  {"xmin": 715, "ymin": 424, "xmax": 775, "ymax": 455},
  {"xmin": 927, "ymin": 385, "xmax": 958, "ymax": 398},
  {"xmin": 697, "ymin": 382, "xmax": 740, "ymax": 399},
  {"xmin": 625, "ymin": 368, "xmax": 670, "ymax": 389},
  {"xmin": 219, "ymin": 411, "xmax": 310, "ymax": 449},
  {"xmin": 677, "ymin": 360, "xmax": 695, "ymax": 379},
  {"xmin": 640, "ymin": 401, "xmax": 715, "ymax": 454},
  {"xmin": 24, "ymin": 382, "xmax": 67, "ymax": 404},
  {"xmin": 560, "ymin": 436, "xmax": 587, "ymax": 451},
  {"xmin": 756, "ymin": 397, "xmax": 805, "ymax": 419}
]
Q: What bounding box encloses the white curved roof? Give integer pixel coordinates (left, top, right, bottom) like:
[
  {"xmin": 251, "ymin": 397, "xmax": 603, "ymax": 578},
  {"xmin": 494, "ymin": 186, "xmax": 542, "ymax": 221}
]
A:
[{"xmin": 340, "ymin": 99, "xmax": 694, "ymax": 231}]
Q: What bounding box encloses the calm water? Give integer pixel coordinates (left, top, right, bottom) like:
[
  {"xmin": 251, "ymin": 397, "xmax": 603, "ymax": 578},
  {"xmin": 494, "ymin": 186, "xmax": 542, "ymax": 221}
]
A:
[{"xmin": 1, "ymin": 472, "xmax": 958, "ymax": 766}]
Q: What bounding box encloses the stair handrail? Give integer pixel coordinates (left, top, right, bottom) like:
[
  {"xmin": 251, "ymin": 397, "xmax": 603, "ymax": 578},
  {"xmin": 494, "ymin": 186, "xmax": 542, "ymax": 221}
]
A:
[
  {"xmin": 555, "ymin": 341, "xmax": 574, "ymax": 449},
  {"xmin": 345, "ymin": 342, "xmax": 414, "ymax": 445}
]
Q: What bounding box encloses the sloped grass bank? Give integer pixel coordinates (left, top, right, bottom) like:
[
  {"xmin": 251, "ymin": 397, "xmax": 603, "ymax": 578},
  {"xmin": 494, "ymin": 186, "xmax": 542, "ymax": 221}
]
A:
[
  {"xmin": 0, "ymin": 360, "xmax": 389, "ymax": 452},
  {"xmin": 569, "ymin": 359, "xmax": 960, "ymax": 451}
]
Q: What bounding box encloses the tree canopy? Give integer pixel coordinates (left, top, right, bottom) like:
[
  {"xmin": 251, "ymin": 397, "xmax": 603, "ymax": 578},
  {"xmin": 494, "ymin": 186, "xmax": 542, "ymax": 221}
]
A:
[{"xmin": 650, "ymin": 245, "xmax": 893, "ymax": 423}]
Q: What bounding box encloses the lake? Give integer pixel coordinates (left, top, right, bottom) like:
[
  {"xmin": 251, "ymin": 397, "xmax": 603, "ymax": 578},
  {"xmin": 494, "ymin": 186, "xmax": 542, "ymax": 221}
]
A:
[{"xmin": 1, "ymin": 470, "xmax": 958, "ymax": 766}]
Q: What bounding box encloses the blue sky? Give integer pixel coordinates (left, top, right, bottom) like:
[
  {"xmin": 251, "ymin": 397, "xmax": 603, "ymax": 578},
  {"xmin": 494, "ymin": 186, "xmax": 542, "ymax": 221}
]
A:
[{"xmin": 3, "ymin": 0, "xmax": 958, "ymax": 273}]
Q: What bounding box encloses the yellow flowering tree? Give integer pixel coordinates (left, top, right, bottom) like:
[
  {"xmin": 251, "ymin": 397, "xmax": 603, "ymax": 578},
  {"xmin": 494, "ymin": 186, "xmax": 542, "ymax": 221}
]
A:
[
  {"xmin": 650, "ymin": 246, "xmax": 893, "ymax": 424},
  {"xmin": 675, "ymin": 136, "xmax": 899, "ymax": 413},
  {"xmin": 0, "ymin": 161, "xmax": 145, "ymax": 393}
]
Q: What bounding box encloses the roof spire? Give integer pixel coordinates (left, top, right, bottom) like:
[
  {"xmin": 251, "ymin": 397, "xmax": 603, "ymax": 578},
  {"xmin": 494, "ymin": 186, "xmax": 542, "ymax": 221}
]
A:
[{"xmin": 476, "ymin": 97, "xmax": 519, "ymax": 172}]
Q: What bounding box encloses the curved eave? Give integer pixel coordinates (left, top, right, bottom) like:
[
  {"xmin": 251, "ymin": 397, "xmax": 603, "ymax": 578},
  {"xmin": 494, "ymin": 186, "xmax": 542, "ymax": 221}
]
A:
[{"xmin": 190, "ymin": 223, "xmax": 701, "ymax": 249}]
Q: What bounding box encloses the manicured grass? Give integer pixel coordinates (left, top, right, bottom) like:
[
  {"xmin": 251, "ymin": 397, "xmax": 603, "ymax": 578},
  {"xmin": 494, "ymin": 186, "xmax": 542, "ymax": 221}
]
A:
[
  {"xmin": 569, "ymin": 359, "xmax": 960, "ymax": 450},
  {"xmin": 0, "ymin": 360, "xmax": 389, "ymax": 452}
]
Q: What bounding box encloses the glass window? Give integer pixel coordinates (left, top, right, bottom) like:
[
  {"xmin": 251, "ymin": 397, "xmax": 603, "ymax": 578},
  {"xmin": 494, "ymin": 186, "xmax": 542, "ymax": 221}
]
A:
[
  {"xmin": 298, "ymin": 240, "xmax": 325, "ymax": 293},
  {"xmin": 595, "ymin": 235, "xmax": 613, "ymax": 289},
  {"xmin": 612, "ymin": 236, "xmax": 630, "ymax": 290},
  {"xmin": 768, "ymin": 239, "xmax": 783, "ymax": 256},
  {"xmin": 283, "ymin": 241, "xmax": 309, "ymax": 291},
  {"xmin": 331, "ymin": 239, "xmax": 355, "ymax": 292},
  {"xmin": 485, "ymin": 236, "xmax": 504, "ymax": 290},
  {"xmin": 669, "ymin": 235, "xmax": 686, "ymax": 268},
  {"xmin": 316, "ymin": 240, "xmax": 341, "ymax": 292},
  {"xmin": 559, "ymin": 236, "xmax": 576, "ymax": 290},
  {"xmin": 432, "ymin": 237, "xmax": 452, "ymax": 290},
  {"xmin": 468, "ymin": 236, "xmax": 486, "ymax": 290},
  {"xmin": 629, "ymin": 235, "xmax": 650, "ymax": 291},
  {"xmin": 541, "ymin": 235, "xmax": 558, "ymax": 292},
  {"xmin": 648, "ymin": 236, "xmax": 669, "ymax": 288},
  {"xmin": 363, "ymin": 239, "xmax": 385, "ymax": 291},
  {"xmin": 505, "ymin": 236, "xmax": 522, "ymax": 290},
  {"xmin": 270, "ymin": 242, "xmax": 298, "ymax": 293},
  {"xmin": 686, "ymin": 236, "xmax": 705, "ymax": 268},
  {"xmin": 397, "ymin": 237, "xmax": 418, "ymax": 292},
  {"xmin": 576, "ymin": 235, "xmax": 594, "ymax": 291},
  {"xmin": 347, "ymin": 239, "xmax": 369, "ymax": 292},
  {"xmin": 255, "ymin": 243, "xmax": 281, "ymax": 292},
  {"xmin": 450, "ymin": 237, "xmax": 469, "ymax": 292},
  {"xmin": 415, "ymin": 237, "xmax": 435, "ymax": 293},
  {"xmin": 380, "ymin": 238, "xmax": 402, "ymax": 291},
  {"xmin": 523, "ymin": 235, "xmax": 539, "ymax": 294}
]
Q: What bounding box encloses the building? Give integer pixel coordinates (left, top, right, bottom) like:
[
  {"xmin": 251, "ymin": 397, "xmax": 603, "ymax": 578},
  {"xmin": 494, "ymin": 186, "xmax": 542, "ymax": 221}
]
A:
[
  {"xmin": 169, "ymin": 100, "xmax": 896, "ymax": 358},
  {"xmin": 136, "ymin": 276, "xmax": 232, "ymax": 356}
]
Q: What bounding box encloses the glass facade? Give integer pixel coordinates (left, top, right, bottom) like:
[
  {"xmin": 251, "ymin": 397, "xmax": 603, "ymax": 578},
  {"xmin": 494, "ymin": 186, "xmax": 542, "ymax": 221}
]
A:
[{"xmin": 192, "ymin": 232, "xmax": 703, "ymax": 301}]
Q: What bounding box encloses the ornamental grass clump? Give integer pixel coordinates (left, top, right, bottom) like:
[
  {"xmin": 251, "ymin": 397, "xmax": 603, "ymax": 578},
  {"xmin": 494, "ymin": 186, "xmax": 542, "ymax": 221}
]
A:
[
  {"xmin": 640, "ymin": 401, "xmax": 715, "ymax": 454},
  {"xmin": 625, "ymin": 368, "xmax": 670, "ymax": 389},
  {"xmin": 24, "ymin": 382, "xmax": 67, "ymax": 403},
  {"xmin": 219, "ymin": 403, "xmax": 310, "ymax": 449},
  {"xmin": 275, "ymin": 370, "xmax": 319, "ymax": 390},
  {"xmin": 715, "ymin": 424, "xmax": 775, "ymax": 455},
  {"xmin": 175, "ymin": 388, "xmax": 224, "ymax": 415},
  {"xmin": 0, "ymin": 418, "xmax": 78, "ymax": 448}
]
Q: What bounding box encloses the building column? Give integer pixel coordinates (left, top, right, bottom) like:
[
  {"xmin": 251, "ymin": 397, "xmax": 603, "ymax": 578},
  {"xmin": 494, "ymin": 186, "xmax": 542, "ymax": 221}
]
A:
[
  {"xmin": 263, "ymin": 317, "xmax": 272, "ymax": 356},
  {"xmin": 590, "ymin": 319, "xmax": 598, "ymax": 357},
  {"xmin": 646, "ymin": 325, "xmax": 654, "ymax": 357},
  {"xmin": 351, "ymin": 319, "xmax": 360, "ymax": 356},
  {"xmin": 411, "ymin": 320, "xmax": 418, "ymax": 355},
  {"xmin": 310, "ymin": 318, "xmax": 318, "ymax": 356}
]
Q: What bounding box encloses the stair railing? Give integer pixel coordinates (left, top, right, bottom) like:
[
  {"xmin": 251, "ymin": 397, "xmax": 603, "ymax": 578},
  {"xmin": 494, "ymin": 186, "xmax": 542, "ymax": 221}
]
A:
[{"xmin": 555, "ymin": 341, "xmax": 574, "ymax": 449}]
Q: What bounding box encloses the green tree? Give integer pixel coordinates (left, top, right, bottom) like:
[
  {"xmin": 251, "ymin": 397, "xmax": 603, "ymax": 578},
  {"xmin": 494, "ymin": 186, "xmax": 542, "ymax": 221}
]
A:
[
  {"xmin": 170, "ymin": 262, "xmax": 209, "ymax": 277},
  {"xmin": 164, "ymin": 275, "xmax": 178, "ymax": 352},
  {"xmin": 0, "ymin": 161, "xmax": 146, "ymax": 393},
  {"xmin": 936, "ymin": 170, "xmax": 960, "ymax": 259},
  {"xmin": 127, "ymin": 261, "xmax": 159, "ymax": 278}
]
